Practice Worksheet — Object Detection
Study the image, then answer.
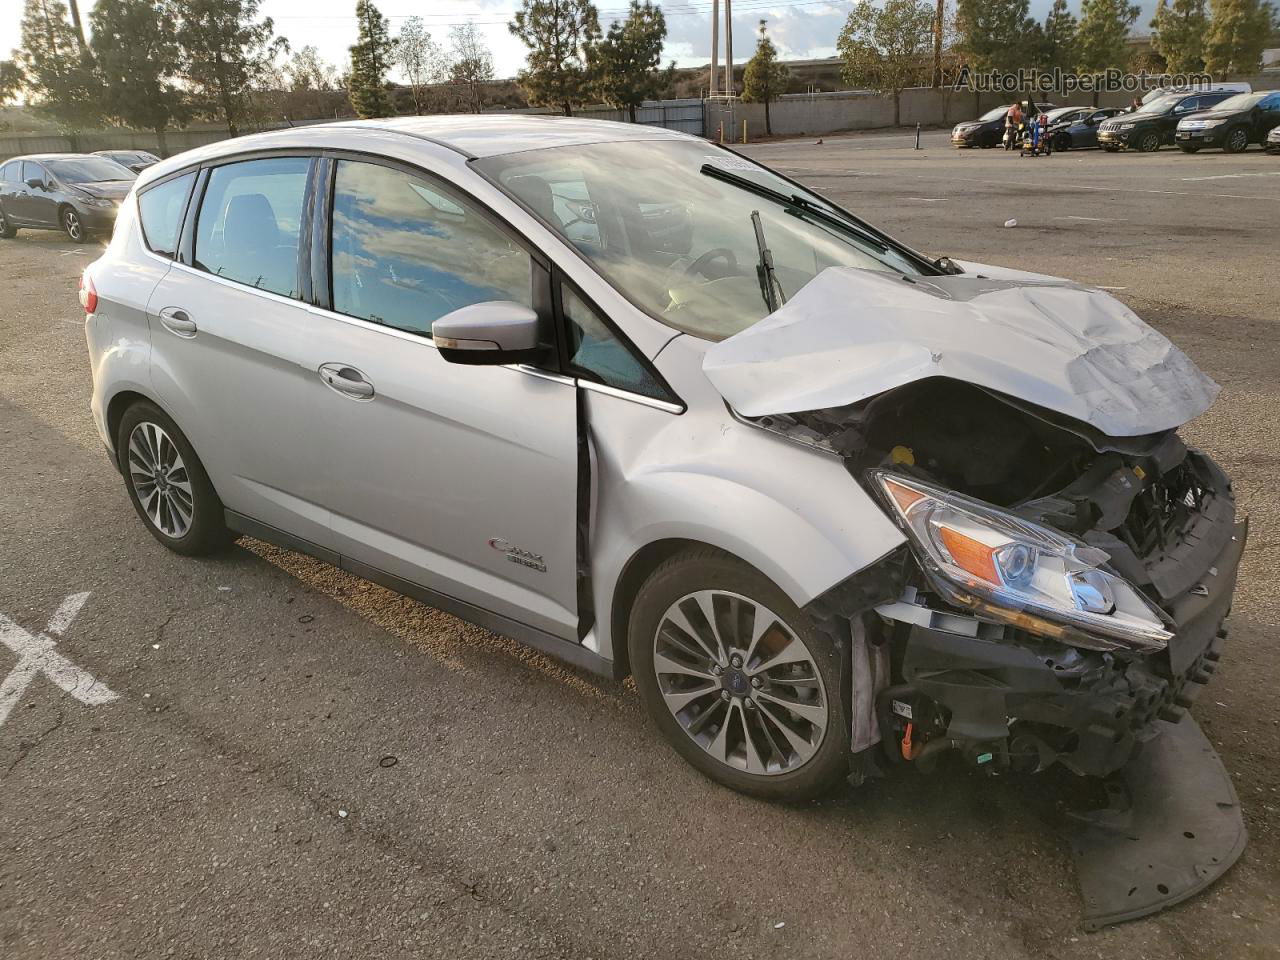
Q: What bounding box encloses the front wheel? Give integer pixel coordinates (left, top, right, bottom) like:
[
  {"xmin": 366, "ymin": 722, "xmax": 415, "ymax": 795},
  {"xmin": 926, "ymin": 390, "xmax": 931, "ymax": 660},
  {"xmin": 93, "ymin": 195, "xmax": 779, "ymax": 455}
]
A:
[
  {"xmin": 628, "ymin": 548, "xmax": 850, "ymax": 802},
  {"xmin": 1053, "ymin": 133, "xmax": 1071, "ymax": 152},
  {"xmin": 1179, "ymin": 143, "xmax": 1201, "ymax": 153},
  {"xmin": 116, "ymin": 401, "xmax": 231, "ymax": 555},
  {"xmin": 1137, "ymin": 131, "xmax": 1161, "ymax": 153},
  {"xmin": 1223, "ymin": 127, "xmax": 1249, "ymax": 154},
  {"xmin": 61, "ymin": 206, "xmax": 87, "ymax": 243}
]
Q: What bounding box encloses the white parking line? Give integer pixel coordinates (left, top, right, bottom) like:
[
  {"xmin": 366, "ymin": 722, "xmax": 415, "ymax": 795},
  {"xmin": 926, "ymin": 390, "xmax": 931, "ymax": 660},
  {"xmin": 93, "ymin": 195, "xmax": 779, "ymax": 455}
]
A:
[
  {"xmin": 1180, "ymin": 171, "xmax": 1280, "ymax": 182},
  {"xmin": 0, "ymin": 593, "xmax": 118, "ymax": 727},
  {"xmin": 1055, "ymin": 215, "xmax": 1129, "ymax": 222},
  {"xmin": 905, "ymin": 197, "xmax": 949, "ymax": 202}
]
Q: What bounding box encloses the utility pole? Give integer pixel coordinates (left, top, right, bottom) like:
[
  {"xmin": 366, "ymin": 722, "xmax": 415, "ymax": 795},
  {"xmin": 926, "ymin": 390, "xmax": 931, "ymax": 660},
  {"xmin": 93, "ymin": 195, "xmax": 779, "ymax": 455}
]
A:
[
  {"xmin": 710, "ymin": 0, "xmax": 720, "ymax": 97},
  {"xmin": 932, "ymin": 0, "xmax": 943, "ymax": 88},
  {"xmin": 723, "ymin": 0, "xmax": 734, "ymax": 96}
]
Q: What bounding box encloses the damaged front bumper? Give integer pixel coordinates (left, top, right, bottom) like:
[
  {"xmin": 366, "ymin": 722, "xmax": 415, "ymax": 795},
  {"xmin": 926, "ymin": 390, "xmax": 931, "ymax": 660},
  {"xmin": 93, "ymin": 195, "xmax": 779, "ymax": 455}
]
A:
[{"xmin": 876, "ymin": 514, "xmax": 1243, "ymax": 778}]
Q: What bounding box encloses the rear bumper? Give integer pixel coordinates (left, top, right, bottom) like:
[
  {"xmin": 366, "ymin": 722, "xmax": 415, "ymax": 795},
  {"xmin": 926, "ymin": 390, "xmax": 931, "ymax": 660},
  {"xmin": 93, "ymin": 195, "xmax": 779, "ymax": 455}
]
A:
[{"xmin": 879, "ymin": 518, "xmax": 1247, "ymax": 778}]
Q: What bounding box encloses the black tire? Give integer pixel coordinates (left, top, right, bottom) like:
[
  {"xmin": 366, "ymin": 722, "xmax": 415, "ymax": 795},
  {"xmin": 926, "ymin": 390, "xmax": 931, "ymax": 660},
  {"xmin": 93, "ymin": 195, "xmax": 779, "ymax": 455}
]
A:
[
  {"xmin": 1137, "ymin": 131, "xmax": 1161, "ymax": 153},
  {"xmin": 1053, "ymin": 132, "xmax": 1071, "ymax": 152},
  {"xmin": 60, "ymin": 205, "xmax": 87, "ymax": 243},
  {"xmin": 1179, "ymin": 143, "xmax": 1201, "ymax": 153},
  {"xmin": 627, "ymin": 547, "xmax": 850, "ymax": 803},
  {"xmin": 1102, "ymin": 145, "xmax": 1120, "ymax": 153},
  {"xmin": 1223, "ymin": 127, "xmax": 1249, "ymax": 154},
  {"xmin": 116, "ymin": 400, "xmax": 231, "ymax": 556},
  {"xmin": 0, "ymin": 207, "xmax": 15, "ymax": 239}
]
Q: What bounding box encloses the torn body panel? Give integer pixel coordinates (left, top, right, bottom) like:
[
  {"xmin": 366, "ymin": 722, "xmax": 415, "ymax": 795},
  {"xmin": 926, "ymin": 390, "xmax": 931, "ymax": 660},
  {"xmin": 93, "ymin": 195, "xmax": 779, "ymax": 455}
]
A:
[{"xmin": 703, "ymin": 265, "xmax": 1219, "ymax": 437}]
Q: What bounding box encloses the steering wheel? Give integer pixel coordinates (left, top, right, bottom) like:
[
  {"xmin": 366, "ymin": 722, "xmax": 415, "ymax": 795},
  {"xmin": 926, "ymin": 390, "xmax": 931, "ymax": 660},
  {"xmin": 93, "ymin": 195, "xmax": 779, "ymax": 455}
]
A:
[{"xmin": 684, "ymin": 247, "xmax": 739, "ymax": 281}]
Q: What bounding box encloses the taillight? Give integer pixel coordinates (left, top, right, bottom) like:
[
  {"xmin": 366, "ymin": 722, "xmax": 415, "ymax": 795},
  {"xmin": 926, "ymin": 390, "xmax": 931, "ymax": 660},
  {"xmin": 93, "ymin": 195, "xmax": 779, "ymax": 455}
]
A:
[{"xmin": 79, "ymin": 271, "xmax": 97, "ymax": 314}]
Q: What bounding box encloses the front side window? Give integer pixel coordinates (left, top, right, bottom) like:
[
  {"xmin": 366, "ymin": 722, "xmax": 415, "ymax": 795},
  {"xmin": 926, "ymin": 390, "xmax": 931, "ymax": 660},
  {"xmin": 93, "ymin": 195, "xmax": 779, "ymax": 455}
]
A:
[
  {"xmin": 477, "ymin": 140, "xmax": 923, "ymax": 341},
  {"xmin": 21, "ymin": 162, "xmax": 46, "ymax": 186},
  {"xmin": 138, "ymin": 172, "xmax": 195, "ymax": 259},
  {"xmin": 562, "ymin": 285, "xmax": 666, "ymax": 400},
  {"xmin": 330, "ymin": 159, "xmax": 532, "ymax": 336},
  {"xmin": 194, "ymin": 156, "xmax": 310, "ymax": 298}
]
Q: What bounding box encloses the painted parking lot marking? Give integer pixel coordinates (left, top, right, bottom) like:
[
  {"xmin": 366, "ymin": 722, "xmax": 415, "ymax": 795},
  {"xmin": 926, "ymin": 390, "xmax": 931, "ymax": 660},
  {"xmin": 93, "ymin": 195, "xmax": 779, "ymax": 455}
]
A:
[
  {"xmin": 1056, "ymin": 215, "xmax": 1128, "ymax": 222},
  {"xmin": 0, "ymin": 592, "xmax": 118, "ymax": 727},
  {"xmin": 1180, "ymin": 171, "xmax": 1280, "ymax": 182}
]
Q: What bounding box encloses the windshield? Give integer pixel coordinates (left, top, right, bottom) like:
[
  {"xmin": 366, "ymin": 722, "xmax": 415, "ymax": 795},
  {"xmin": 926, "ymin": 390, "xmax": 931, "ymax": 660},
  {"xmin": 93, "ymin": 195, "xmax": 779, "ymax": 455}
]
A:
[
  {"xmin": 979, "ymin": 106, "xmax": 1010, "ymax": 121},
  {"xmin": 1210, "ymin": 92, "xmax": 1265, "ymax": 112},
  {"xmin": 1133, "ymin": 95, "xmax": 1181, "ymax": 116},
  {"xmin": 46, "ymin": 157, "xmax": 135, "ymax": 183},
  {"xmin": 1045, "ymin": 107, "xmax": 1080, "ymax": 122},
  {"xmin": 476, "ymin": 140, "xmax": 924, "ymax": 341}
]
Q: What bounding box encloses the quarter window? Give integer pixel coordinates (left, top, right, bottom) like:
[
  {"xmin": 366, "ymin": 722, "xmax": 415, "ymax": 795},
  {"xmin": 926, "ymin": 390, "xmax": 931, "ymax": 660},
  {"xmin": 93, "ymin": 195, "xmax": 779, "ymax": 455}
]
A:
[
  {"xmin": 563, "ymin": 285, "xmax": 667, "ymax": 401},
  {"xmin": 329, "ymin": 159, "xmax": 533, "ymax": 336},
  {"xmin": 138, "ymin": 173, "xmax": 195, "ymax": 259},
  {"xmin": 193, "ymin": 156, "xmax": 310, "ymax": 298}
]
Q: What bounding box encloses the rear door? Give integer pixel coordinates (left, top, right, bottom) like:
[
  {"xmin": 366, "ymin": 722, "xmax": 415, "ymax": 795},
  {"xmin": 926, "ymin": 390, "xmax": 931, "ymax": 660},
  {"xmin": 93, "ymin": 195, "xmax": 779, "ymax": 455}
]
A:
[
  {"xmin": 146, "ymin": 153, "xmax": 344, "ymax": 550},
  {"xmin": 310, "ymin": 156, "xmax": 581, "ymax": 641}
]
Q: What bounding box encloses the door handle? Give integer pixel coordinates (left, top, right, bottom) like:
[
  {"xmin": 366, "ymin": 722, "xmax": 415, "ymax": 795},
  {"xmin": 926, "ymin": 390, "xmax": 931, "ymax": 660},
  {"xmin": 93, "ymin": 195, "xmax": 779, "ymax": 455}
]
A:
[
  {"xmin": 158, "ymin": 307, "xmax": 197, "ymax": 337},
  {"xmin": 319, "ymin": 363, "xmax": 374, "ymax": 400}
]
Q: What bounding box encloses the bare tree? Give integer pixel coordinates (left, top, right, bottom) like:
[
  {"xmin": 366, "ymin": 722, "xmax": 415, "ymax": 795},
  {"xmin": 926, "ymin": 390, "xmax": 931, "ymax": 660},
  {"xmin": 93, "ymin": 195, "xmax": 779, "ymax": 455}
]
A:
[
  {"xmin": 447, "ymin": 23, "xmax": 495, "ymax": 114},
  {"xmin": 396, "ymin": 16, "xmax": 444, "ymax": 114}
]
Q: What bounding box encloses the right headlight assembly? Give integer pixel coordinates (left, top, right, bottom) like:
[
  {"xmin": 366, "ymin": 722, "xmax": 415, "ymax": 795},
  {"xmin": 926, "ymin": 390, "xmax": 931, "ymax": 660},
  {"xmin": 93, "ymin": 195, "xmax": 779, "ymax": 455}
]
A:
[{"xmin": 871, "ymin": 471, "xmax": 1172, "ymax": 654}]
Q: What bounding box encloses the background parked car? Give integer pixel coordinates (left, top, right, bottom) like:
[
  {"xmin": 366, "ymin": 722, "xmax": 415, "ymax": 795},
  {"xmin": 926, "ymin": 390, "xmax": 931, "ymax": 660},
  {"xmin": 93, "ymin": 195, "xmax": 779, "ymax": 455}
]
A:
[
  {"xmin": 1140, "ymin": 81, "xmax": 1251, "ymax": 106},
  {"xmin": 1049, "ymin": 107, "xmax": 1126, "ymax": 151},
  {"xmin": 92, "ymin": 149, "xmax": 161, "ymax": 173},
  {"xmin": 1267, "ymin": 125, "xmax": 1280, "ymax": 154},
  {"xmin": 0, "ymin": 154, "xmax": 135, "ymax": 242},
  {"xmin": 951, "ymin": 102, "xmax": 1055, "ymax": 148},
  {"xmin": 1098, "ymin": 90, "xmax": 1236, "ymax": 152},
  {"xmin": 1176, "ymin": 90, "xmax": 1280, "ymax": 153}
]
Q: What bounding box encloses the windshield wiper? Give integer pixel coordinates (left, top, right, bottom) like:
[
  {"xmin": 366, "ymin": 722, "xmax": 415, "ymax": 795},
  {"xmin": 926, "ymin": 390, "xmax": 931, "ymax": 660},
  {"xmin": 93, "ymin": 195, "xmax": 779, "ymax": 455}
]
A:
[
  {"xmin": 751, "ymin": 210, "xmax": 786, "ymax": 312},
  {"xmin": 700, "ymin": 162, "xmax": 888, "ymax": 252}
]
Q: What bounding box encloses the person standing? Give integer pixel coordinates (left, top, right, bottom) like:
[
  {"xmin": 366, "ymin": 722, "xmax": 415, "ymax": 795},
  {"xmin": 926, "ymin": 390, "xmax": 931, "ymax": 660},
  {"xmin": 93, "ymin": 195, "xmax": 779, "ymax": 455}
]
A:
[{"xmin": 1005, "ymin": 101, "xmax": 1023, "ymax": 150}]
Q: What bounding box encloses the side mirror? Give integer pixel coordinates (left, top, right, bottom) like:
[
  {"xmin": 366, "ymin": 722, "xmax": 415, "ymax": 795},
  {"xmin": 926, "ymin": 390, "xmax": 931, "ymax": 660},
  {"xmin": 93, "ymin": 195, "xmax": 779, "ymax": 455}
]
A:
[
  {"xmin": 433, "ymin": 301, "xmax": 545, "ymax": 366},
  {"xmin": 25, "ymin": 177, "xmax": 44, "ymax": 190}
]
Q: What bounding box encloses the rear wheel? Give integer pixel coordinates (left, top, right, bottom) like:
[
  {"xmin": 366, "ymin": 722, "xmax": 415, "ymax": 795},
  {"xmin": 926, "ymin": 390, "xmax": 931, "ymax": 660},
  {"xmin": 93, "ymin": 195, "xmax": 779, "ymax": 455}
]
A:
[
  {"xmin": 61, "ymin": 206, "xmax": 87, "ymax": 243},
  {"xmin": 1223, "ymin": 127, "xmax": 1249, "ymax": 154},
  {"xmin": 116, "ymin": 401, "xmax": 231, "ymax": 556},
  {"xmin": 628, "ymin": 548, "xmax": 850, "ymax": 802},
  {"xmin": 0, "ymin": 207, "xmax": 15, "ymax": 239},
  {"xmin": 1137, "ymin": 131, "xmax": 1161, "ymax": 153}
]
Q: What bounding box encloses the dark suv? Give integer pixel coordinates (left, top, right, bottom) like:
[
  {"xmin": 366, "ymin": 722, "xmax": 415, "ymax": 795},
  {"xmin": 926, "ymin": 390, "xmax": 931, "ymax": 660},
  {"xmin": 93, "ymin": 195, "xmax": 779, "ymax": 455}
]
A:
[
  {"xmin": 1176, "ymin": 91, "xmax": 1280, "ymax": 153},
  {"xmin": 0, "ymin": 154, "xmax": 135, "ymax": 242},
  {"xmin": 1098, "ymin": 91, "xmax": 1236, "ymax": 152}
]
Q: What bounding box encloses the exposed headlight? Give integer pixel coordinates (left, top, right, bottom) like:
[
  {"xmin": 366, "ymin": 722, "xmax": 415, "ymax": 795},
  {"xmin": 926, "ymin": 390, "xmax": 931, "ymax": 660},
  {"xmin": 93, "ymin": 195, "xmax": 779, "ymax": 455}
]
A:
[
  {"xmin": 80, "ymin": 195, "xmax": 116, "ymax": 208},
  {"xmin": 871, "ymin": 471, "xmax": 1171, "ymax": 653}
]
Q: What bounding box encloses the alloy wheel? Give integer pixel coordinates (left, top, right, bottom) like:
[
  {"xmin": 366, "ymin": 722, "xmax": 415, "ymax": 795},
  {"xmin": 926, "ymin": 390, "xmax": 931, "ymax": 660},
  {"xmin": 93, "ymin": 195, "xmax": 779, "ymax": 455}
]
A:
[
  {"xmin": 127, "ymin": 421, "xmax": 195, "ymax": 539},
  {"xmin": 652, "ymin": 590, "xmax": 828, "ymax": 776},
  {"xmin": 63, "ymin": 209, "xmax": 83, "ymax": 241},
  {"xmin": 1227, "ymin": 129, "xmax": 1248, "ymax": 153},
  {"xmin": 1140, "ymin": 132, "xmax": 1160, "ymax": 152}
]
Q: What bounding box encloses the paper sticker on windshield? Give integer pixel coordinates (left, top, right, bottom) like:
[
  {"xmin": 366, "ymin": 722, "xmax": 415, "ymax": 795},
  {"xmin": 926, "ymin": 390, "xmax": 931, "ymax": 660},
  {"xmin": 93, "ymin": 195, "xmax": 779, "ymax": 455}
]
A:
[{"xmin": 703, "ymin": 154, "xmax": 757, "ymax": 172}]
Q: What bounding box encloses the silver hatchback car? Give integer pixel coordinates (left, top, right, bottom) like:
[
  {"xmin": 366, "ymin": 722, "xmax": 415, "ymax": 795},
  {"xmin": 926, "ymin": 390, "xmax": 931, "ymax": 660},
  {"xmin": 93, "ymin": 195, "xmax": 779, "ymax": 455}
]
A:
[{"xmin": 84, "ymin": 117, "xmax": 1245, "ymax": 807}]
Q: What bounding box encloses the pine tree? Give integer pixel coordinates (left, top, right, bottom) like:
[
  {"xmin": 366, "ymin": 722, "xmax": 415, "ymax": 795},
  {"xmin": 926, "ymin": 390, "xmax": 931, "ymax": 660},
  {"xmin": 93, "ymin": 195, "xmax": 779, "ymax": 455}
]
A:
[
  {"xmin": 90, "ymin": 0, "xmax": 187, "ymax": 153},
  {"xmin": 174, "ymin": 0, "xmax": 286, "ymax": 137},
  {"xmin": 510, "ymin": 0, "xmax": 600, "ymax": 116},
  {"xmin": 955, "ymin": 0, "xmax": 1033, "ymax": 74},
  {"xmin": 347, "ymin": 0, "xmax": 396, "ymax": 118},
  {"xmin": 741, "ymin": 20, "xmax": 791, "ymax": 135},
  {"xmin": 1041, "ymin": 0, "xmax": 1079, "ymax": 71},
  {"xmin": 838, "ymin": 0, "xmax": 935, "ymax": 127},
  {"xmin": 1203, "ymin": 0, "xmax": 1275, "ymax": 74},
  {"xmin": 6, "ymin": 0, "xmax": 101, "ymax": 132},
  {"xmin": 589, "ymin": 1, "xmax": 671, "ymax": 122},
  {"xmin": 1151, "ymin": 0, "xmax": 1208, "ymax": 73},
  {"xmin": 1076, "ymin": 0, "xmax": 1139, "ymax": 102}
]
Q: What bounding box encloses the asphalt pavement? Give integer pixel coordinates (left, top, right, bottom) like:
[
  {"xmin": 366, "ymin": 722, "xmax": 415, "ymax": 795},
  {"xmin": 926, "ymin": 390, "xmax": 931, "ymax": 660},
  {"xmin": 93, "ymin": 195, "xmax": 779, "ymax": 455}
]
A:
[{"xmin": 1, "ymin": 129, "xmax": 1278, "ymax": 959}]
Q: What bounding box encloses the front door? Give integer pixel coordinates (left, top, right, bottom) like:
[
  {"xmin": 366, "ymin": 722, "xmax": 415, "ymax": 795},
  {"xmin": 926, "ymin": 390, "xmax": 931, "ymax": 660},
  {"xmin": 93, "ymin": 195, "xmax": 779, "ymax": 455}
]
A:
[
  {"xmin": 14, "ymin": 162, "xmax": 54, "ymax": 224},
  {"xmin": 146, "ymin": 154, "xmax": 344, "ymax": 551},
  {"xmin": 313, "ymin": 157, "xmax": 580, "ymax": 641}
]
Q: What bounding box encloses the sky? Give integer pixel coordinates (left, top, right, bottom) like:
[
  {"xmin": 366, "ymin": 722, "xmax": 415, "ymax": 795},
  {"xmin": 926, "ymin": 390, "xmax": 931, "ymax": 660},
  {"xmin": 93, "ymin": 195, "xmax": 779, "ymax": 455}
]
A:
[{"xmin": 0, "ymin": 0, "xmax": 1161, "ymax": 84}]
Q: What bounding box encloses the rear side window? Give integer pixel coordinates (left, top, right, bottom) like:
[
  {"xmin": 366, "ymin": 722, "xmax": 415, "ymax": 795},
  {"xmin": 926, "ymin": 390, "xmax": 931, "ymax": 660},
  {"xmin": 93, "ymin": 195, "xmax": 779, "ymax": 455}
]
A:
[
  {"xmin": 329, "ymin": 159, "xmax": 532, "ymax": 336},
  {"xmin": 138, "ymin": 173, "xmax": 194, "ymax": 259},
  {"xmin": 194, "ymin": 156, "xmax": 310, "ymax": 298},
  {"xmin": 0, "ymin": 161, "xmax": 18, "ymax": 182}
]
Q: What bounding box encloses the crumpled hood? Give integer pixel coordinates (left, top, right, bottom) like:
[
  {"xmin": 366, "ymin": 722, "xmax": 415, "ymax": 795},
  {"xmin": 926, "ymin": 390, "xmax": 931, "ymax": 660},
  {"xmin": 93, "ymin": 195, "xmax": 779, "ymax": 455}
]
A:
[{"xmin": 702, "ymin": 264, "xmax": 1219, "ymax": 437}]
